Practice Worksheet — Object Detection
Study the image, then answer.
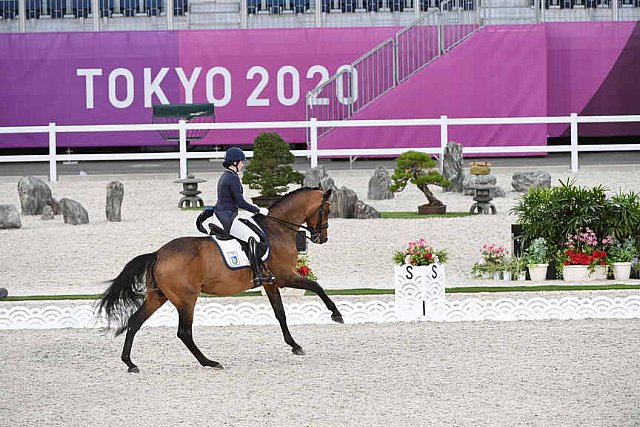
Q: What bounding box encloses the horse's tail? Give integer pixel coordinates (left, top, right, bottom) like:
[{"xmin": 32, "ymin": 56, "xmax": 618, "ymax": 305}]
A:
[{"xmin": 97, "ymin": 252, "xmax": 158, "ymax": 336}]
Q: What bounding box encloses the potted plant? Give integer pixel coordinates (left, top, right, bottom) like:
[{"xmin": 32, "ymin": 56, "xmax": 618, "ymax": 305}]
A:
[
  {"xmin": 242, "ymin": 132, "xmax": 304, "ymax": 207},
  {"xmin": 609, "ymin": 237, "xmax": 637, "ymax": 281},
  {"xmin": 389, "ymin": 151, "xmax": 450, "ymax": 215},
  {"xmin": 523, "ymin": 237, "xmax": 549, "ymax": 282},
  {"xmin": 393, "ymin": 237, "xmax": 449, "ymax": 267},
  {"xmin": 560, "ymin": 228, "xmax": 610, "ymax": 282},
  {"xmin": 261, "ymin": 254, "xmax": 314, "ymax": 297},
  {"xmin": 471, "ymin": 243, "xmax": 508, "ymax": 280},
  {"xmin": 505, "ymin": 256, "xmax": 526, "ymax": 281}
]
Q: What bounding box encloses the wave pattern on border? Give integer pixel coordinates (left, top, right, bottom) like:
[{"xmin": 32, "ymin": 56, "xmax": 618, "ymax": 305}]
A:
[
  {"xmin": 0, "ymin": 300, "xmax": 398, "ymax": 330},
  {"xmin": 1, "ymin": 295, "xmax": 640, "ymax": 330}
]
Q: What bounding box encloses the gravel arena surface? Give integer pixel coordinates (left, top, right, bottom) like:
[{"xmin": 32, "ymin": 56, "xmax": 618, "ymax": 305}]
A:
[
  {"xmin": 1, "ymin": 319, "xmax": 640, "ymax": 426},
  {"xmin": 1, "ymin": 164, "xmax": 640, "ymax": 426},
  {"xmin": 1, "ymin": 164, "xmax": 640, "ymax": 295}
]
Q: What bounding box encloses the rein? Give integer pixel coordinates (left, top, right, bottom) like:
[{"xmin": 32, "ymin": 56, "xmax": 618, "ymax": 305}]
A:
[{"xmin": 264, "ymin": 190, "xmax": 331, "ymax": 242}]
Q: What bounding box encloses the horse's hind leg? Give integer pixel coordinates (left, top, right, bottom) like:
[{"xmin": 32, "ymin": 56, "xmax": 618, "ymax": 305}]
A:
[
  {"xmin": 121, "ymin": 290, "xmax": 167, "ymax": 373},
  {"xmin": 263, "ymin": 284, "xmax": 304, "ymax": 355},
  {"xmin": 175, "ymin": 297, "xmax": 223, "ymax": 370}
]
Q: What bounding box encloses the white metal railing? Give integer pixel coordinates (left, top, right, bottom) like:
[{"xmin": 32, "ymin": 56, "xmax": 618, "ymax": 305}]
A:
[
  {"xmin": 305, "ymin": 1, "xmax": 482, "ymax": 138},
  {"xmin": 1, "ymin": 113, "xmax": 640, "ymax": 181}
]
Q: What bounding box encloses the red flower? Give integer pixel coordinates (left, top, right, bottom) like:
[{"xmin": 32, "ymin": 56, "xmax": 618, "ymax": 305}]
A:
[{"xmin": 297, "ymin": 265, "xmax": 310, "ymax": 277}]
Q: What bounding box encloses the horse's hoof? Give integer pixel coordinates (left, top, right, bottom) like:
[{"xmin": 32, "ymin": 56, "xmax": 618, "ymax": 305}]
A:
[
  {"xmin": 331, "ymin": 314, "xmax": 344, "ymax": 324},
  {"xmin": 292, "ymin": 347, "xmax": 305, "ymax": 356},
  {"xmin": 205, "ymin": 361, "xmax": 224, "ymax": 370},
  {"xmin": 127, "ymin": 366, "xmax": 139, "ymax": 373}
]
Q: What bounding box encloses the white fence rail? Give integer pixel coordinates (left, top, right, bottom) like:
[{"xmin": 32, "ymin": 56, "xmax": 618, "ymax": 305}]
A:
[{"xmin": 1, "ymin": 113, "xmax": 640, "ymax": 181}]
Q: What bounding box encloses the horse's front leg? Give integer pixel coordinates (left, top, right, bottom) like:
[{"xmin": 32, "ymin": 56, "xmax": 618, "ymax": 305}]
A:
[
  {"xmin": 263, "ymin": 283, "xmax": 305, "ymax": 355},
  {"xmin": 284, "ymin": 276, "xmax": 344, "ymax": 324}
]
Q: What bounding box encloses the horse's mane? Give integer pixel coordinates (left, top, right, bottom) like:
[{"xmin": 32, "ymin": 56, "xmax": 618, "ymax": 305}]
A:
[{"xmin": 268, "ymin": 186, "xmax": 321, "ymax": 210}]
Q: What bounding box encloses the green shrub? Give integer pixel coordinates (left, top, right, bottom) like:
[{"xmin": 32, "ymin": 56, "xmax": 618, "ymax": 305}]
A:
[{"xmin": 242, "ymin": 132, "xmax": 303, "ymax": 197}]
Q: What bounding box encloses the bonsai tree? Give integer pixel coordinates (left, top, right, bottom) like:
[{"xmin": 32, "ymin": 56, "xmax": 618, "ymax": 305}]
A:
[
  {"xmin": 389, "ymin": 151, "xmax": 450, "ymax": 207},
  {"xmin": 242, "ymin": 132, "xmax": 303, "ymax": 197}
]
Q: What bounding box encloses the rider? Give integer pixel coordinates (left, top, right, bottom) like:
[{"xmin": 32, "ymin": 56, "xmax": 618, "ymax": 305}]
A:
[{"xmin": 214, "ymin": 147, "xmax": 275, "ymax": 287}]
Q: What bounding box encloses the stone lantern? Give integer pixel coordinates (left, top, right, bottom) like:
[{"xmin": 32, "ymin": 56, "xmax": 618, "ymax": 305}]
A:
[
  {"xmin": 174, "ymin": 174, "xmax": 207, "ymax": 209},
  {"xmin": 469, "ymin": 184, "xmax": 497, "ymax": 215}
]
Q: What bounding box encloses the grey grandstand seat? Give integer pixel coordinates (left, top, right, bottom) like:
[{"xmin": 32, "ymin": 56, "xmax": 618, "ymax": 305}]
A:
[
  {"xmin": 100, "ymin": 0, "xmax": 113, "ymax": 16},
  {"xmin": 26, "ymin": 0, "xmax": 40, "ymax": 18},
  {"xmin": 174, "ymin": 0, "xmax": 187, "ymax": 15},
  {"xmin": 73, "ymin": 0, "xmax": 91, "ymax": 18},
  {"xmin": 121, "ymin": 0, "xmax": 139, "ymax": 16},
  {"xmin": 0, "ymin": 0, "xmax": 18, "ymax": 18}
]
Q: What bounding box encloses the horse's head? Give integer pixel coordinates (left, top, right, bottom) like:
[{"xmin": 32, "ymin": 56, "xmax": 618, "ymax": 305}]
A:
[
  {"xmin": 305, "ymin": 189, "xmax": 332, "ymax": 244},
  {"xmin": 267, "ymin": 187, "xmax": 333, "ymax": 244}
]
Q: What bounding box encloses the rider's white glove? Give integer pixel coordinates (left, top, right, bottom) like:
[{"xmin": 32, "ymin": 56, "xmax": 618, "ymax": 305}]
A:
[{"xmin": 258, "ymin": 207, "xmax": 269, "ymax": 216}]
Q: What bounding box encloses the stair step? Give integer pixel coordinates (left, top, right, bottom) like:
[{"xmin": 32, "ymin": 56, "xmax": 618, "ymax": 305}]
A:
[{"xmin": 189, "ymin": 2, "xmax": 240, "ymax": 12}]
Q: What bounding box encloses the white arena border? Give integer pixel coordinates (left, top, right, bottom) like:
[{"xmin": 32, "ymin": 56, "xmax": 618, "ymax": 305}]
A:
[{"xmin": 0, "ymin": 264, "xmax": 639, "ymax": 330}]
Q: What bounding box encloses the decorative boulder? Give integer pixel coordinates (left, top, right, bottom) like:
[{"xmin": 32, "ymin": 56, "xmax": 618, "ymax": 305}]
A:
[
  {"xmin": 41, "ymin": 205, "xmax": 55, "ymax": 221},
  {"xmin": 50, "ymin": 198, "xmax": 61, "ymax": 215},
  {"xmin": 354, "ymin": 200, "xmax": 381, "ymax": 219},
  {"xmin": 0, "ymin": 288, "xmax": 7, "ymax": 299},
  {"xmin": 319, "ymin": 176, "xmax": 337, "ymax": 193},
  {"xmin": 17, "ymin": 176, "xmax": 54, "ymax": 215},
  {"xmin": 106, "ymin": 181, "xmax": 124, "ymax": 222},
  {"xmin": 367, "ymin": 166, "xmax": 394, "ymax": 200},
  {"xmin": 0, "ymin": 205, "xmax": 21, "ymax": 229},
  {"xmin": 59, "ymin": 198, "xmax": 89, "ymax": 225},
  {"xmin": 331, "ymin": 187, "xmax": 358, "ymax": 218},
  {"xmin": 512, "ymin": 171, "xmax": 552, "ymax": 192},
  {"xmin": 442, "ymin": 141, "xmax": 465, "ymax": 193},
  {"xmin": 303, "ymin": 166, "xmax": 329, "ymax": 188}
]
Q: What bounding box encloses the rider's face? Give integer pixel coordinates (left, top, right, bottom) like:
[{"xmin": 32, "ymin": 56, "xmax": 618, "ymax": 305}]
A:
[{"xmin": 237, "ymin": 160, "xmax": 245, "ymax": 171}]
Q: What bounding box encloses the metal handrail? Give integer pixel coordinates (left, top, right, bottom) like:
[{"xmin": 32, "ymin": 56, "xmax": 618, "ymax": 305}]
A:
[{"xmin": 306, "ymin": 2, "xmax": 483, "ymax": 139}]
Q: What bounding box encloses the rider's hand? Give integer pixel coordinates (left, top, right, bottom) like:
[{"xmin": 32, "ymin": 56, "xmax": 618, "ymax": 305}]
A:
[{"xmin": 258, "ymin": 207, "xmax": 269, "ymax": 216}]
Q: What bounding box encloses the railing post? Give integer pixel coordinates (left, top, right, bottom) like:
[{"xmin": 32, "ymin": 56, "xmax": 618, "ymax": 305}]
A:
[
  {"xmin": 167, "ymin": 0, "xmax": 175, "ymax": 30},
  {"xmin": 92, "ymin": 0, "xmax": 100, "ymax": 31},
  {"xmin": 18, "ymin": 0, "xmax": 26, "ymax": 32},
  {"xmin": 439, "ymin": 115, "xmax": 448, "ymax": 173},
  {"xmin": 393, "ymin": 38, "xmax": 399, "ymax": 87},
  {"xmin": 179, "ymin": 119, "xmax": 188, "ymax": 179},
  {"xmin": 48, "ymin": 123, "xmax": 58, "ymax": 182},
  {"xmin": 310, "ymin": 118, "xmax": 319, "ymax": 168},
  {"xmin": 612, "ymin": 0, "xmax": 619, "ymax": 21},
  {"xmin": 570, "ymin": 113, "xmax": 579, "ymax": 173},
  {"xmin": 437, "ymin": 11, "xmax": 444, "ymax": 55},
  {"xmin": 315, "ymin": 0, "xmax": 321, "ymax": 27},
  {"xmin": 240, "ymin": 0, "xmax": 247, "ymax": 28}
]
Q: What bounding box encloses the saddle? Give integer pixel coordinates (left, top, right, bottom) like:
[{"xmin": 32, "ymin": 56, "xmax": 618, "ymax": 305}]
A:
[{"xmin": 196, "ymin": 209, "xmax": 270, "ymax": 270}]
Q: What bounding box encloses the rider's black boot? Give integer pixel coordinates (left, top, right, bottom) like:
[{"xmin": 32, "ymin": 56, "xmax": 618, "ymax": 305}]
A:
[{"xmin": 247, "ymin": 238, "xmax": 275, "ymax": 288}]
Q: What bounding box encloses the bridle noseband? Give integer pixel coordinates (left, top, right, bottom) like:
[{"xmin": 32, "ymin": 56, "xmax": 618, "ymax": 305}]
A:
[{"xmin": 264, "ymin": 190, "xmax": 331, "ymax": 243}]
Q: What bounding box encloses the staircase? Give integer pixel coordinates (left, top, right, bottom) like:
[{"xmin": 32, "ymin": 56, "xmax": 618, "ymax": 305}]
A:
[
  {"xmin": 305, "ymin": 0, "xmax": 483, "ymax": 137},
  {"xmin": 187, "ymin": 0, "xmax": 241, "ymax": 29}
]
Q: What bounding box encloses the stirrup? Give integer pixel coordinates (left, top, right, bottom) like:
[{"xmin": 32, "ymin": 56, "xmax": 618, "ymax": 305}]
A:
[{"xmin": 252, "ymin": 273, "xmax": 275, "ymax": 288}]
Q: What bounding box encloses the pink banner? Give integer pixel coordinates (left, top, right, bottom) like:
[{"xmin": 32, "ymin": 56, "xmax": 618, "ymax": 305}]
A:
[{"xmin": 319, "ymin": 25, "xmax": 548, "ymax": 150}]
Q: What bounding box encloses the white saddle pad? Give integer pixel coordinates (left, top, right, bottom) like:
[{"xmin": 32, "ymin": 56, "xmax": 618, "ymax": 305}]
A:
[{"xmin": 208, "ymin": 217, "xmax": 270, "ymax": 270}]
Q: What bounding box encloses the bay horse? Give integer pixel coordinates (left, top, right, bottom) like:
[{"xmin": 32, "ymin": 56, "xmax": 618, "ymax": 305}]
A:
[{"xmin": 97, "ymin": 187, "xmax": 342, "ymax": 372}]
